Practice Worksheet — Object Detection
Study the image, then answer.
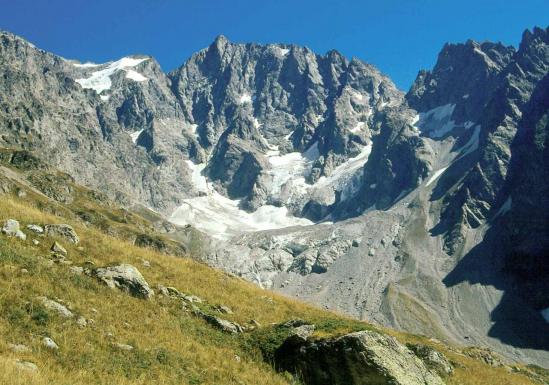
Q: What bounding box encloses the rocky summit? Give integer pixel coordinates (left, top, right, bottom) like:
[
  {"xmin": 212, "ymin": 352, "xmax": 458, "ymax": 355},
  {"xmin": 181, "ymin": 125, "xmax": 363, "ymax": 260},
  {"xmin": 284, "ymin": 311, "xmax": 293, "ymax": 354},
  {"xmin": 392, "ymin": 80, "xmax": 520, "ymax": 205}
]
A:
[{"xmin": 0, "ymin": 22, "xmax": 548, "ymax": 384}]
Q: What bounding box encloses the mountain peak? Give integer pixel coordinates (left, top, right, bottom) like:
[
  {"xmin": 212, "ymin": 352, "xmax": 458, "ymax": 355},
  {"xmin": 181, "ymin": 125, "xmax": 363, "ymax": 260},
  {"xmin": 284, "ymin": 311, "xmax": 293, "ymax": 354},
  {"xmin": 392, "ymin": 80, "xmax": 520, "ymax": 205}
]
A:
[{"xmin": 213, "ymin": 34, "xmax": 230, "ymax": 47}]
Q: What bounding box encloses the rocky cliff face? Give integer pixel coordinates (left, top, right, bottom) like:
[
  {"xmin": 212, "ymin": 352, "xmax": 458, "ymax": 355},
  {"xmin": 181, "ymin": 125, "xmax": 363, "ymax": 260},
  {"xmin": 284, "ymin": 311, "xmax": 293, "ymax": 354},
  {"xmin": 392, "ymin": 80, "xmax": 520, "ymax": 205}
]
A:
[
  {"xmin": 0, "ymin": 27, "xmax": 548, "ymax": 367},
  {"xmin": 169, "ymin": 35, "xmax": 413, "ymax": 219}
]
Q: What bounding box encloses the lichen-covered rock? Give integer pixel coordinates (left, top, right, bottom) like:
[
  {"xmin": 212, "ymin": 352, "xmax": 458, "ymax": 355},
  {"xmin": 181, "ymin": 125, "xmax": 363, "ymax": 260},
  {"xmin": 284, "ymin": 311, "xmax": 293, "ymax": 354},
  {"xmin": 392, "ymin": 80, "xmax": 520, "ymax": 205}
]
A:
[
  {"xmin": 276, "ymin": 330, "xmax": 444, "ymax": 385},
  {"xmin": 45, "ymin": 224, "xmax": 80, "ymax": 244},
  {"xmin": 91, "ymin": 264, "xmax": 154, "ymax": 299}
]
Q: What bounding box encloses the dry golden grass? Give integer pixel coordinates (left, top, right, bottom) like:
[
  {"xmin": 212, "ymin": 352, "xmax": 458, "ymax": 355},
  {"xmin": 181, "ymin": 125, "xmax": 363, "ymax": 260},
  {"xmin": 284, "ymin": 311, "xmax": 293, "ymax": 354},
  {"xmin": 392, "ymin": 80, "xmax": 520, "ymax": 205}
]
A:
[{"xmin": 0, "ymin": 194, "xmax": 544, "ymax": 385}]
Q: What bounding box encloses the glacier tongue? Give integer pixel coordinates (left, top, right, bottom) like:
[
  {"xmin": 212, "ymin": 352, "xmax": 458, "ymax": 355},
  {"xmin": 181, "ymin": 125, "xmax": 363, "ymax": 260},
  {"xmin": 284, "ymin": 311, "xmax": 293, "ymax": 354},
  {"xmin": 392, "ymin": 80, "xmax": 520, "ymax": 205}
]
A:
[{"xmin": 169, "ymin": 161, "xmax": 313, "ymax": 240}]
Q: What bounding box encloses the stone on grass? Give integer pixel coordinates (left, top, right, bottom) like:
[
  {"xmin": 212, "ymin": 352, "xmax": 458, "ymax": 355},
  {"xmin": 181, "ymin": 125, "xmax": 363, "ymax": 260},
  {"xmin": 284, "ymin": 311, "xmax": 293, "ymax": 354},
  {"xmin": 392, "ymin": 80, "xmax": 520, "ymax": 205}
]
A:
[
  {"xmin": 113, "ymin": 342, "xmax": 134, "ymax": 351},
  {"xmin": 76, "ymin": 316, "xmax": 87, "ymax": 328},
  {"xmin": 15, "ymin": 360, "xmax": 38, "ymax": 372},
  {"xmin": 37, "ymin": 296, "xmax": 73, "ymax": 318},
  {"xmin": 8, "ymin": 343, "xmax": 31, "ymax": 353},
  {"xmin": 2, "ymin": 219, "xmax": 20, "ymax": 236},
  {"xmin": 216, "ymin": 305, "xmax": 233, "ymax": 314},
  {"xmin": 51, "ymin": 241, "xmax": 67, "ymax": 256},
  {"xmin": 90, "ymin": 264, "xmax": 154, "ymax": 299},
  {"xmin": 45, "ymin": 224, "xmax": 79, "ymax": 244},
  {"xmin": 42, "ymin": 337, "xmax": 58, "ymax": 350}
]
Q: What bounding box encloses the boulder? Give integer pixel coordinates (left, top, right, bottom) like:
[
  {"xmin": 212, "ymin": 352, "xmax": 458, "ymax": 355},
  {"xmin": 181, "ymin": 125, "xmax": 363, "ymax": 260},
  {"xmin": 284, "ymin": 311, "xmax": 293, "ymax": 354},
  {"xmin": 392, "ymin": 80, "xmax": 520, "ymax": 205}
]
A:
[
  {"xmin": 285, "ymin": 324, "xmax": 315, "ymax": 344},
  {"xmin": 112, "ymin": 342, "xmax": 134, "ymax": 351},
  {"xmin": 76, "ymin": 316, "xmax": 88, "ymax": 328},
  {"xmin": 42, "ymin": 337, "xmax": 59, "ymax": 350},
  {"xmin": 91, "ymin": 264, "xmax": 154, "ymax": 299},
  {"xmin": 51, "ymin": 241, "xmax": 67, "ymax": 256},
  {"xmin": 194, "ymin": 308, "xmax": 243, "ymax": 333},
  {"xmin": 203, "ymin": 314, "xmax": 243, "ymax": 334},
  {"xmin": 15, "ymin": 360, "xmax": 38, "ymax": 372},
  {"xmin": 2, "ymin": 219, "xmax": 26, "ymax": 240},
  {"xmin": 37, "ymin": 296, "xmax": 73, "ymax": 318},
  {"xmin": 275, "ymin": 330, "xmax": 445, "ymax": 385},
  {"xmin": 2, "ymin": 219, "xmax": 20, "ymax": 236},
  {"xmin": 216, "ymin": 305, "xmax": 233, "ymax": 314},
  {"xmin": 44, "ymin": 224, "xmax": 79, "ymax": 244}
]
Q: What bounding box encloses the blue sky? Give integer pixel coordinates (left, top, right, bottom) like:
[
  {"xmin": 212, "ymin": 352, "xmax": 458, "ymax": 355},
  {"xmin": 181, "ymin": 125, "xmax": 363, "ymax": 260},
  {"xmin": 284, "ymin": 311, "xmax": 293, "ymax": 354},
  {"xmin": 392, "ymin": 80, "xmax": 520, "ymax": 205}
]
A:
[{"xmin": 1, "ymin": 0, "xmax": 547, "ymax": 89}]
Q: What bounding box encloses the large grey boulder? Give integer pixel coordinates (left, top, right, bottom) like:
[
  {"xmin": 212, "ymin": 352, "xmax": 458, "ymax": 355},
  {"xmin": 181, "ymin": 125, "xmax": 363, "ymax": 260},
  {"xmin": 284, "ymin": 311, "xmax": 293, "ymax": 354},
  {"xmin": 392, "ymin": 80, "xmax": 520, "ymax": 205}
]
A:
[
  {"xmin": 91, "ymin": 264, "xmax": 154, "ymax": 299},
  {"xmin": 44, "ymin": 224, "xmax": 80, "ymax": 244},
  {"xmin": 2, "ymin": 219, "xmax": 26, "ymax": 240},
  {"xmin": 275, "ymin": 330, "xmax": 444, "ymax": 385}
]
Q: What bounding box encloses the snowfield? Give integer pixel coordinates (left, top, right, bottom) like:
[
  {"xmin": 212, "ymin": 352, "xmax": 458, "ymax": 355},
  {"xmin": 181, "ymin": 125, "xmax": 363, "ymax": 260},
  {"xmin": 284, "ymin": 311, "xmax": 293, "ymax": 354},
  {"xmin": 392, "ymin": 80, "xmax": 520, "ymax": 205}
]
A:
[{"xmin": 74, "ymin": 57, "xmax": 148, "ymax": 94}]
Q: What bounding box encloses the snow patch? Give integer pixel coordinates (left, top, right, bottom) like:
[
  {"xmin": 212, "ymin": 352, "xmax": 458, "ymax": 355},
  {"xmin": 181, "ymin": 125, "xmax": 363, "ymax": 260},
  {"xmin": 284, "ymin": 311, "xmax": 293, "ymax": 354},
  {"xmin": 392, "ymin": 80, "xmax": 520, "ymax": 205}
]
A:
[
  {"xmin": 267, "ymin": 142, "xmax": 319, "ymax": 197},
  {"xmin": 169, "ymin": 161, "xmax": 313, "ymax": 240},
  {"xmin": 252, "ymin": 117, "xmax": 262, "ymax": 129},
  {"xmin": 237, "ymin": 93, "xmax": 252, "ymax": 104},
  {"xmin": 273, "ymin": 46, "xmax": 290, "ymax": 57},
  {"xmin": 129, "ymin": 129, "xmax": 144, "ymax": 144},
  {"xmin": 125, "ymin": 69, "xmax": 148, "ymax": 82},
  {"xmin": 72, "ymin": 62, "xmax": 100, "ymax": 68},
  {"xmin": 458, "ymin": 125, "xmax": 481, "ymax": 158},
  {"xmin": 415, "ymin": 104, "xmax": 457, "ymax": 138},
  {"xmin": 313, "ymin": 143, "xmax": 372, "ymax": 201},
  {"xmin": 350, "ymin": 121, "xmax": 365, "ymax": 133},
  {"xmin": 425, "ymin": 166, "xmax": 448, "ymax": 187},
  {"xmin": 100, "ymin": 95, "xmax": 110, "ymax": 101},
  {"xmin": 75, "ymin": 57, "xmax": 148, "ymax": 94}
]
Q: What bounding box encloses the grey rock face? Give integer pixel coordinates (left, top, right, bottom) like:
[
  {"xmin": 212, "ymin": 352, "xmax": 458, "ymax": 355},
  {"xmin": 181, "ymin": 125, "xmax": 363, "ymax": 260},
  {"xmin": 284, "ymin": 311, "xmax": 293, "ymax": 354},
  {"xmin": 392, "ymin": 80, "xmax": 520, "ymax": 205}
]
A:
[
  {"xmin": 275, "ymin": 330, "xmax": 444, "ymax": 385},
  {"xmin": 170, "ymin": 36, "xmax": 408, "ymax": 215},
  {"xmin": 91, "ymin": 264, "xmax": 154, "ymax": 299}
]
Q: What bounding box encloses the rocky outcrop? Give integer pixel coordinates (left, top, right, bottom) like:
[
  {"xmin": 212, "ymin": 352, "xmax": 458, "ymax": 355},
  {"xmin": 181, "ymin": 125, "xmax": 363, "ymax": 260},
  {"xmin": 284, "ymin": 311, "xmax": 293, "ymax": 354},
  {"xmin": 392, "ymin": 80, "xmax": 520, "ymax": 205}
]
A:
[
  {"xmin": 90, "ymin": 264, "xmax": 154, "ymax": 299},
  {"xmin": 275, "ymin": 330, "xmax": 444, "ymax": 385}
]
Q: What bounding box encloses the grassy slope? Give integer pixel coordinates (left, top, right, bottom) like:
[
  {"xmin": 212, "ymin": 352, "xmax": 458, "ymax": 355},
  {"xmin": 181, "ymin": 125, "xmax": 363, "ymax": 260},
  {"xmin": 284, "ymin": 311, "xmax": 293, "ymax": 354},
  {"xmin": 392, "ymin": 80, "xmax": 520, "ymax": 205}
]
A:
[{"xmin": 0, "ymin": 165, "xmax": 545, "ymax": 384}]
